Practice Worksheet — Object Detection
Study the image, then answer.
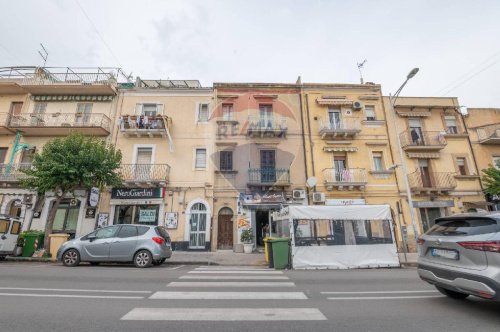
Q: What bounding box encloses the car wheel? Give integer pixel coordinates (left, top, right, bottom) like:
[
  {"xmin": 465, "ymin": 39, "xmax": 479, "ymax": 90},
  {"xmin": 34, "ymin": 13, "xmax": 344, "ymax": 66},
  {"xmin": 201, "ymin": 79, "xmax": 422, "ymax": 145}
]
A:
[
  {"xmin": 89, "ymin": 262, "xmax": 100, "ymax": 266},
  {"xmin": 152, "ymin": 258, "xmax": 167, "ymax": 266},
  {"xmin": 435, "ymin": 286, "xmax": 469, "ymax": 299},
  {"xmin": 62, "ymin": 249, "xmax": 80, "ymax": 267},
  {"xmin": 134, "ymin": 250, "xmax": 152, "ymax": 268}
]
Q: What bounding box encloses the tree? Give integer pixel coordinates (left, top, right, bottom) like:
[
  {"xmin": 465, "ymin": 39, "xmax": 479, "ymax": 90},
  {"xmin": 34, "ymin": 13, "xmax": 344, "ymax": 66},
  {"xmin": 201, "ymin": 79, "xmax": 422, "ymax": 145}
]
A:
[
  {"xmin": 482, "ymin": 160, "xmax": 500, "ymax": 197},
  {"xmin": 21, "ymin": 133, "xmax": 123, "ymax": 254}
]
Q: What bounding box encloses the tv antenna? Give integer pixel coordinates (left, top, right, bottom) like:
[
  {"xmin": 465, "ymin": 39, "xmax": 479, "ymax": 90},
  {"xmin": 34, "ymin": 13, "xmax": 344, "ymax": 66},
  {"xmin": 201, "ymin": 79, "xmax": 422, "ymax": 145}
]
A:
[
  {"xmin": 38, "ymin": 43, "xmax": 48, "ymax": 66},
  {"xmin": 357, "ymin": 59, "xmax": 367, "ymax": 84}
]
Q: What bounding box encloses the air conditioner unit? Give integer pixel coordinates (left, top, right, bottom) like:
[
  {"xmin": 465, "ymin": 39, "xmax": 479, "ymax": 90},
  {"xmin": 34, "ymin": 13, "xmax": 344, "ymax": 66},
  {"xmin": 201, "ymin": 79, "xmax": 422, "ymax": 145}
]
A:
[
  {"xmin": 312, "ymin": 192, "xmax": 325, "ymax": 203},
  {"xmin": 352, "ymin": 101, "xmax": 363, "ymax": 111},
  {"xmin": 292, "ymin": 189, "xmax": 306, "ymax": 200}
]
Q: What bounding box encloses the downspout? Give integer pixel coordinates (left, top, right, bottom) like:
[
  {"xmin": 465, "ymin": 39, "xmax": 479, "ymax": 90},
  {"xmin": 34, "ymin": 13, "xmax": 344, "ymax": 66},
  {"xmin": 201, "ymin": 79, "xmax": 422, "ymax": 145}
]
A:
[
  {"xmin": 298, "ymin": 85, "xmax": 310, "ymax": 204},
  {"xmin": 305, "ymin": 94, "xmax": 316, "ymax": 178}
]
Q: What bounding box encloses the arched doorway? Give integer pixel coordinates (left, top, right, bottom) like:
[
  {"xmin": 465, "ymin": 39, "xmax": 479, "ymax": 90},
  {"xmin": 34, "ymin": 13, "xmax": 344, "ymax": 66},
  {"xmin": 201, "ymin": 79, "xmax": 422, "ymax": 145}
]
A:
[
  {"xmin": 217, "ymin": 207, "xmax": 233, "ymax": 249},
  {"xmin": 189, "ymin": 202, "xmax": 208, "ymax": 249},
  {"xmin": 8, "ymin": 200, "xmax": 22, "ymax": 218}
]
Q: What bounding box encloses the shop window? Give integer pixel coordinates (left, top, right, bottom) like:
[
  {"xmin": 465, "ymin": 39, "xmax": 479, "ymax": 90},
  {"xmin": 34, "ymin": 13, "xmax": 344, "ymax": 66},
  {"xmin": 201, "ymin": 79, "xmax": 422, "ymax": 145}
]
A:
[
  {"xmin": 365, "ymin": 106, "xmax": 376, "ymax": 121},
  {"xmin": 114, "ymin": 205, "xmax": 159, "ymax": 225},
  {"xmin": 52, "ymin": 200, "xmax": 81, "ymax": 233}
]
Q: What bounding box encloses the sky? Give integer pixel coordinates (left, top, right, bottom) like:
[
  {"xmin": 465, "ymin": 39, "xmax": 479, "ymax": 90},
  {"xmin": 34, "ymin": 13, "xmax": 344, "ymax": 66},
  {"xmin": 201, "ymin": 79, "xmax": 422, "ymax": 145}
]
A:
[{"xmin": 1, "ymin": 0, "xmax": 500, "ymax": 108}]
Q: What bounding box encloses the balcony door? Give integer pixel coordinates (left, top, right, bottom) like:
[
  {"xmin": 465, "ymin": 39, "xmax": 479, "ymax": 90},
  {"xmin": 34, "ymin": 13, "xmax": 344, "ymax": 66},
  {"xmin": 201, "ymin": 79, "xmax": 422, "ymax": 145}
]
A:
[
  {"xmin": 31, "ymin": 103, "xmax": 46, "ymax": 126},
  {"xmin": 76, "ymin": 103, "xmax": 92, "ymax": 124},
  {"xmin": 259, "ymin": 105, "xmax": 273, "ymax": 129},
  {"xmin": 328, "ymin": 109, "xmax": 341, "ymax": 129},
  {"xmin": 334, "ymin": 155, "xmax": 347, "ymax": 182},
  {"xmin": 409, "ymin": 118, "xmax": 424, "ymax": 145},
  {"xmin": 418, "ymin": 159, "xmax": 432, "ymax": 188},
  {"xmin": 135, "ymin": 147, "xmax": 153, "ymax": 180},
  {"xmin": 260, "ymin": 150, "xmax": 276, "ymax": 183}
]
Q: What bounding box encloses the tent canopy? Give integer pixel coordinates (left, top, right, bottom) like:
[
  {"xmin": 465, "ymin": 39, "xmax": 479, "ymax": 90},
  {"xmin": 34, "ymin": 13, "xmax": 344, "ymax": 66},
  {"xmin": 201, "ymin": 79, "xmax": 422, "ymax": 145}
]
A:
[{"xmin": 273, "ymin": 204, "xmax": 392, "ymax": 221}]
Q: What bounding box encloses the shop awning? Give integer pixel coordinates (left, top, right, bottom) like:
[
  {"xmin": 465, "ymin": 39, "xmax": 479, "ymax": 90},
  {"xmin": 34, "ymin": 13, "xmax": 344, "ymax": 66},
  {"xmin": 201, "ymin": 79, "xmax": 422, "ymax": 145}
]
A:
[
  {"xmin": 407, "ymin": 152, "xmax": 441, "ymax": 159},
  {"xmin": 323, "ymin": 146, "xmax": 358, "ymax": 152},
  {"xmin": 396, "ymin": 111, "xmax": 431, "ymax": 117},
  {"xmin": 272, "ymin": 204, "xmax": 392, "ymax": 221},
  {"xmin": 316, "ymin": 98, "xmax": 354, "ymax": 106}
]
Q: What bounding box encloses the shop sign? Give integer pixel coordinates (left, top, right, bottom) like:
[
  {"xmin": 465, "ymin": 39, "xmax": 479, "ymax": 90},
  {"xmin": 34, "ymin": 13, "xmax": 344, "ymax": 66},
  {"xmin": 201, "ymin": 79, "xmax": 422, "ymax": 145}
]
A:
[
  {"xmin": 96, "ymin": 213, "xmax": 109, "ymax": 228},
  {"xmin": 139, "ymin": 209, "xmax": 157, "ymax": 223},
  {"xmin": 165, "ymin": 212, "xmax": 178, "ymax": 229},
  {"xmin": 326, "ymin": 199, "xmax": 366, "ymax": 206},
  {"xmin": 88, "ymin": 187, "xmax": 99, "ymax": 207},
  {"xmin": 85, "ymin": 207, "xmax": 96, "ymax": 219},
  {"xmin": 240, "ymin": 192, "xmax": 285, "ymax": 204},
  {"xmin": 413, "ymin": 200, "xmax": 454, "ymax": 208},
  {"xmin": 111, "ymin": 188, "xmax": 164, "ymax": 200}
]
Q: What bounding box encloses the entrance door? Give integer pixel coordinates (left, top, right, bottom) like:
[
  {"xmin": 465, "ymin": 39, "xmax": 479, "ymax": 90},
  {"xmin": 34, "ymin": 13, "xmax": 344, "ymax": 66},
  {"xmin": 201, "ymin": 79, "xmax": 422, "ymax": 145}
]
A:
[
  {"xmin": 334, "ymin": 155, "xmax": 347, "ymax": 182},
  {"xmin": 328, "ymin": 109, "xmax": 342, "ymax": 129},
  {"xmin": 217, "ymin": 207, "xmax": 233, "ymax": 249},
  {"xmin": 419, "ymin": 208, "xmax": 443, "ymax": 233},
  {"xmin": 135, "ymin": 147, "xmax": 153, "ymax": 180},
  {"xmin": 409, "ymin": 118, "xmax": 424, "ymax": 145},
  {"xmin": 256, "ymin": 210, "xmax": 270, "ymax": 246},
  {"xmin": 260, "ymin": 150, "xmax": 276, "ymax": 183},
  {"xmin": 418, "ymin": 159, "xmax": 432, "ymax": 188},
  {"xmin": 189, "ymin": 203, "xmax": 208, "ymax": 249}
]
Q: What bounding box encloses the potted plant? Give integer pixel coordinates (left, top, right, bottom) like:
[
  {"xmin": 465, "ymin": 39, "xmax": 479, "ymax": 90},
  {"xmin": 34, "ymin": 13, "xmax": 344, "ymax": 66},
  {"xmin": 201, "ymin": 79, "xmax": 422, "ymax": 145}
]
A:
[{"xmin": 240, "ymin": 228, "xmax": 254, "ymax": 254}]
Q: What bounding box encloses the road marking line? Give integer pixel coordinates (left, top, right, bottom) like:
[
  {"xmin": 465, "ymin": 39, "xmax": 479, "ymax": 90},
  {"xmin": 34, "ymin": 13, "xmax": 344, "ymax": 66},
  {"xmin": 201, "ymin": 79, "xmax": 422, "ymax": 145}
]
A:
[
  {"xmin": 0, "ymin": 287, "xmax": 152, "ymax": 294},
  {"xmin": 321, "ymin": 290, "xmax": 438, "ymax": 294},
  {"xmin": 150, "ymin": 291, "xmax": 308, "ymax": 300},
  {"xmin": 0, "ymin": 293, "xmax": 144, "ymax": 299},
  {"xmin": 179, "ymin": 275, "xmax": 289, "ymax": 280},
  {"xmin": 327, "ymin": 295, "xmax": 444, "ymax": 300},
  {"xmin": 121, "ymin": 308, "xmax": 326, "ymax": 321},
  {"xmin": 167, "ymin": 281, "xmax": 295, "ymax": 288},
  {"xmin": 188, "ymin": 270, "xmax": 283, "ymax": 274},
  {"xmin": 195, "ymin": 267, "xmax": 270, "ymax": 271},
  {"xmin": 164, "ymin": 265, "xmax": 185, "ymax": 270}
]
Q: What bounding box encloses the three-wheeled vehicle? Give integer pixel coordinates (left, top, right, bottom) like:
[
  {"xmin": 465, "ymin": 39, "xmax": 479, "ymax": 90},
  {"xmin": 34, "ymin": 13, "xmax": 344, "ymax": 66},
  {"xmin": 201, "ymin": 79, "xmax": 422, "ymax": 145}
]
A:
[{"xmin": 0, "ymin": 214, "xmax": 22, "ymax": 260}]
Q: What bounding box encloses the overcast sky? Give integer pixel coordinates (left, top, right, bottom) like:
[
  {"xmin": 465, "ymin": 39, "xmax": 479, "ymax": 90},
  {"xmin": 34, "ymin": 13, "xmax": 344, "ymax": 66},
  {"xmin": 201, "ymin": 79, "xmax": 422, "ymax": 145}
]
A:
[{"xmin": 1, "ymin": 0, "xmax": 500, "ymax": 108}]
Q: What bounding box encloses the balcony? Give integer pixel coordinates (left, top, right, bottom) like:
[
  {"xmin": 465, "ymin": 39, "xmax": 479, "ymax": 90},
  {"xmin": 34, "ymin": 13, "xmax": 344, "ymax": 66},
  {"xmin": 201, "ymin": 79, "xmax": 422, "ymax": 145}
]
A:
[
  {"xmin": 246, "ymin": 116, "xmax": 288, "ymax": 138},
  {"xmin": 0, "ymin": 66, "xmax": 124, "ymax": 95},
  {"xmin": 0, "ymin": 113, "xmax": 13, "ymax": 135},
  {"xmin": 0, "ymin": 163, "xmax": 32, "ymax": 182},
  {"xmin": 400, "ymin": 130, "xmax": 447, "ymax": 151},
  {"xmin": 318, "ymin": 118, "xmax": 361, "ymax": 139},
  {"xmin": 408, "ymin": 170, "xmax": 456, "ymax": 194},
  {"xmin": 477, "ymin": 124, "xmax": 500, "ymax": 144},
  {"xmin": 323, "ymin": 168, "xmax": 367, "ymax": 191},
  {"xmin": 119, "ymin": 164, "xmax": 170, "ymax": 187},
  {"xmin": 8, "ymin": 113, "xmax": 111, "ymax": 136},
  {"xmin": 119, "ymin": 115, "xmax": 171, "ymax": 138},
  {"xmin": 247, "ymin": 168, "xmax": 290, "ymax": 187}
]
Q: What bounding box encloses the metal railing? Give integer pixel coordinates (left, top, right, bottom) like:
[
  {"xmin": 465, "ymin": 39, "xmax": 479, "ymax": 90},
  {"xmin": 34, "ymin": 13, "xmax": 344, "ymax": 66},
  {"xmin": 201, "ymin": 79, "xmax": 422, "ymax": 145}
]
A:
[
  {"xmin": 445, "ymin": 126, "xmax": 466, "ymax": 135},
  {"xmin": 248, "ymin": 168, "xmax": 290, "ymax": 185},
  {"xmin": 9, "ymin": 113, "xmax": 111, "ymax": 131},
  {"xmin": 247, "ymin": 116, "xmax": 288, "ymax": 132},
  {"xmin": 319, "ymin": 118, "xmax": 361, "ymax": 132},
  {"xmin": 408, "ymin": 170, "xmax": 456, "ymax": 190},
  {"xmin": 0, "ymin": 113, "xmax": 9, "ymax": 126},
  {"xmin": 477, "ymin": 124, "xmax": 500, "ymax": 142},
  {"xmin": 323, "ymin": 168, "xmax": 367, "ymax": 184},
  {"xmin": 119, "ymin": 164, "xmax": 170, "ymax": 182},
  {"xmin": 0, "ymin": 163, "xmax": 32, "ymax": 181},
  {"xmin": 0, "ymin": 66, "xmax": 128, "ymax": 85},
  {"xmin": 119, "ymin": 115, "xmax": 167, "ymax": 130},
  {"xmin": 400, "ymin": 129, "xmax": 447, "ymax": 148}
]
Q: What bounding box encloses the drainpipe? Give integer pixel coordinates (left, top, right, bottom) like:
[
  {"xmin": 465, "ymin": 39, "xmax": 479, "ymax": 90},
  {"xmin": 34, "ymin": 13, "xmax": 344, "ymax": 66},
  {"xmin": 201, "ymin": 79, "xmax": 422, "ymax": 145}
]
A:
[
  {"xmin": 298, "ymin": 86, "xmax": 310, "ymax": 204},
  {"xmin": 305, "ymin": 94, "xmax": 316, "ymax": 178}
]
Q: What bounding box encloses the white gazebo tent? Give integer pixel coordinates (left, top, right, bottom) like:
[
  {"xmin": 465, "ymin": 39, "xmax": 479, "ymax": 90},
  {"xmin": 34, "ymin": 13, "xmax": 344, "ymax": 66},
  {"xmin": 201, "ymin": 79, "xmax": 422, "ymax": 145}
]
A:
[{"xmin": 272, "ymin": 204, "xmax": 400, "ymax": 269}]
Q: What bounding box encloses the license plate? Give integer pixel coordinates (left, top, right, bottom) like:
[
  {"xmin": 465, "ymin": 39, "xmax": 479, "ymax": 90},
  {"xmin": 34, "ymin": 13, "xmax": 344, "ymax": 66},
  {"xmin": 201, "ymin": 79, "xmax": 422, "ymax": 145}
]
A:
[{"xmin": 431, "ymin": 248, "xmax": 459, "ymax": 260}]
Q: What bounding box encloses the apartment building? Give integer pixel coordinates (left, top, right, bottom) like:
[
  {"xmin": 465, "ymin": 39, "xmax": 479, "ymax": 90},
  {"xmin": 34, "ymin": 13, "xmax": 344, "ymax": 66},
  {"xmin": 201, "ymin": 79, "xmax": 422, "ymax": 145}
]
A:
[
  {"xmin": 300, "ymin": 83, "xmax": 404, "ymax": 250},
  {"xmin": 382, "ymin": 96, "xmax": 485, "ymax": 246},
  {"xmin": 212, "ymin": 83, "xmax": 306, "ymax": 252},
  {"xmin": 0, "ymin": 66, "xmax": 121, "ymax": 237},
  {"xmin": 464, "ymin": 108, "xmax": 500, "ymax": 210},
  {"xmin": 102, "ymin": 78, "xmax": 215, "ymax": 250}
]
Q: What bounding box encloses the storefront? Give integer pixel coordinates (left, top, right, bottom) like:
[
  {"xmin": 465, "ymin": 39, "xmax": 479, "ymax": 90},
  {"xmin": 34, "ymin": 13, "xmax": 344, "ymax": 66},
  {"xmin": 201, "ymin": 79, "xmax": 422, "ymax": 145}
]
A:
[
  {"xmin": 110, "ymin": 187, "xmax": 165, "ymax": 226},
  {"xmin": 413, "ymin": 200, "xmax": 454, "ymax": 232}
]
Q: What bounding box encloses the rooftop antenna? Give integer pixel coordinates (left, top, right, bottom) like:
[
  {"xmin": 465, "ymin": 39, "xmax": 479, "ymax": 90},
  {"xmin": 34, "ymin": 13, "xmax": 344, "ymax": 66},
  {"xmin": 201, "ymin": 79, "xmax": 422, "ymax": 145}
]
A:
[
  {"xmin": 38, "ymin": 43, "xmax": 48, "ymax": 66},
  {"xmin": 357, "ymin": 59, "xmax": 367, "ymax": 84}
]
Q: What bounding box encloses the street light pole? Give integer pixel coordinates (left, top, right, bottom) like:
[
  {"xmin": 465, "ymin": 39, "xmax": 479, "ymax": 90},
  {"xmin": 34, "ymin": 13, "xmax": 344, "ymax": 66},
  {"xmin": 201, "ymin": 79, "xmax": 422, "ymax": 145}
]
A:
[{"xmin": 388, "ymin": 68, "xmax": 420, "ymax": 246}]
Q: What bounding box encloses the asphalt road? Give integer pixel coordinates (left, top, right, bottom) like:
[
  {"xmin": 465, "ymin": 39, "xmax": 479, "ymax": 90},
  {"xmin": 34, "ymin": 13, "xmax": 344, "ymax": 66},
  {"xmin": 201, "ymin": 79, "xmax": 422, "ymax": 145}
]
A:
[{"xmin": 0, "ymin": 262, "xmax": 499, "ymax": 332}]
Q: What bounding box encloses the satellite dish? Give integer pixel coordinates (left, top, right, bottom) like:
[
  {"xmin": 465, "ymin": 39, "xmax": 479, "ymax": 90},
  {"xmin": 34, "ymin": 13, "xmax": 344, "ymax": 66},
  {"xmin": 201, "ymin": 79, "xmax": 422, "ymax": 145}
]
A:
[{"xmin": 306, "ymin": 177, "xmax": 317, "ymax": 188}]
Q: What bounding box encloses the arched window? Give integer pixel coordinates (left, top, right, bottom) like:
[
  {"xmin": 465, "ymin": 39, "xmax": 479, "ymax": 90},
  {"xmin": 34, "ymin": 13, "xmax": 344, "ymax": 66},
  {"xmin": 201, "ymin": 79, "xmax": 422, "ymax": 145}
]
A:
[{"xmin": 8, "ymin": 200, "xmax": 22, "ymax": 218}]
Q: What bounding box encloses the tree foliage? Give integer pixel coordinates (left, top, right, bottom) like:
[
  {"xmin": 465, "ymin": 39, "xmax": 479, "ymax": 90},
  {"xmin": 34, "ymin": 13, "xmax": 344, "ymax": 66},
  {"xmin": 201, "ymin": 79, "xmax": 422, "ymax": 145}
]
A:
[
  {"xmin": 482, "ymin": 160, "xmax": 500, "ymax": 196},
  {"xmin": 20, "ymin": 133, "xmax": 123, "ymax": 254}
]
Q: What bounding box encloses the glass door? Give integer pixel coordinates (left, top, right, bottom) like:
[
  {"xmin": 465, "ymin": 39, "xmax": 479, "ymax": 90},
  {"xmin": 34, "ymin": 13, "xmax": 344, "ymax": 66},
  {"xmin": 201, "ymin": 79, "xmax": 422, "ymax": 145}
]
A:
[
  {"xmin": 418, "ymin": 159, "xmax": 432, "ymax": 188},
  {"xmin": 189, "ymin": 203, "xmax": 207, "ymax": 249},
  {"xmin": 334, "ymin": 155, "xmax": 347, "ymax": 182},
  {"xmin": 328, "ymin": 109, "xmax": 341, "ymax": 129},
  {"xmin": 260, "ymin": 150, "xmax": 276, "ymax": 183},
  {"xmin": 409, "ymin": 118, "xmax": 424, "ymax": 145},
  {"xmin": 259, "ymin": 105, "xmax": 273, "ymax": 129},
  {"xmin": 135, "ymin": 147, "xmax": 153, "ymax": 180}
]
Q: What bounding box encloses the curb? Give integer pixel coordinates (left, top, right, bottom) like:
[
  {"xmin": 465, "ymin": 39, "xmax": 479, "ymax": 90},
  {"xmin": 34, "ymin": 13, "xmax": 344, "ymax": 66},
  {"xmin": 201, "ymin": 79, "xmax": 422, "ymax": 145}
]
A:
[{"xmin": 5, "ymin": 256, "xmax": 54, "ymax": 263}]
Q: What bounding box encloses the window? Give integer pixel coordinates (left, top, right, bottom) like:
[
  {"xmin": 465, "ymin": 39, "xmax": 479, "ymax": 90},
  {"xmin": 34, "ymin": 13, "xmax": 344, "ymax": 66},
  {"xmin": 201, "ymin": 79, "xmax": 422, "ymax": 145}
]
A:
[
  {"xmin": 0, "ymin": 148, "xmax": 8, "ymax": 163},
  {"xmin": 95, "ymin": 226, "xmax": 119, "ymax": 239},
  {"xmin": 0, "ymin": 220, "xmax": 9, "ymax": 233},
  {"xmin": 493, "ymin": 156, "xmax": 500, "ymax": 170},
  {"xmin": 114, "ymin": 205, "xmax": 160, "ymax": 225},
  {"xmin": 52, "ymin": 200, "xmax": 81, "ymax": 233},
  {"xmin": 198, "ymin": 103, "xmax": 209, "ymax": 122},
  {"xmin": 34, "ymin": 103, "xmax": 47, "ymax": 114},
  {"xmin": 445, "ymin": 116, "xmax": 458, "ymax": 134},
  {"xmin": 372, "ymin": 152, "xmax": 385, "ymax": 171},
  {"xmin": 76, "ymin": 103, "xmax": 93, "ymax": 114},
  {"xmin": 222, "ymin": 104, "xmax": 233, "ymax": 120},
  {"xmin": 456, "ymin": 157, "xmax": 467, "ymax": 175},
  {"xmin": 365, "ymin": 106, "xmax": 376, "ymax": 121},
  {"xmin": 142, "ymin": 104, "xmax": 158, "ymax": 117},
  {"xmin": 220, "ymin": 151, "xmax": 233, "ymax": 171},
  {"xmin": 117, "ymin": 225, "xmax": 138, "ymax": 238},
  {"xmin": 21, "ymin": 148, "xmax": 36, "ymax": 164},
  {"xmin": 195, "ymin": 148, "xmax": 207, "ymax": 169},
  {"xmin": 259, "ymin": 105, "xmax": 273, "ymax": 127},
  {"xmin": 10, "ymin": 102, "xmax": 23, "ymax": 115},
  {"xmin": 10, "ymin": 221, "xmax": 21, "ymax": 235}
]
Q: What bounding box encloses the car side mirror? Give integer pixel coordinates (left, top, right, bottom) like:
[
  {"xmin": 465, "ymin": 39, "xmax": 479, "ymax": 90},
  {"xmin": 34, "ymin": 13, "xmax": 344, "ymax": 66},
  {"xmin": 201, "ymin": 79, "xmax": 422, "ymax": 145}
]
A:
[{"xmin": 87, "ymin": 235, "xmax": 97, "ymax": 242}]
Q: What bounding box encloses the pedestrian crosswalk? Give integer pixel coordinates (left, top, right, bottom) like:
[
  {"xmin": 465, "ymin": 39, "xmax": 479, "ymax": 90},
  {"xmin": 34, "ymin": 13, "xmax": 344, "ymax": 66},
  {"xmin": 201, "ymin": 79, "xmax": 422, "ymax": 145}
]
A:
[{"xmin": 120, "ymin": 265, "xmax": 327, "ymax": 321}]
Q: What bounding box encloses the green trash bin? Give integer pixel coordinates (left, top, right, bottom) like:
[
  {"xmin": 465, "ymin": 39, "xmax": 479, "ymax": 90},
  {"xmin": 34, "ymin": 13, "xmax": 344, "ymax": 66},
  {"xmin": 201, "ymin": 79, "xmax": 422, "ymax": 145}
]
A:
[
  {"xmin": 22, "ymin": 233, "xmax": 44, "ymax": 257},
  {"xmin": 269, "ymin": 238, "xmax": 290, "ymax": 270}
]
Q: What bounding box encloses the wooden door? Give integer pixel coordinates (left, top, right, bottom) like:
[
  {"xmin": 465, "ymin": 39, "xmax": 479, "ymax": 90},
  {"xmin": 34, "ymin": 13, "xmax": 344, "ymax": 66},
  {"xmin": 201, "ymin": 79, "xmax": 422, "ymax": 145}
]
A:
[{"xmin": 217, "ymin": 208, "xmax": 233, "ymax": 249}]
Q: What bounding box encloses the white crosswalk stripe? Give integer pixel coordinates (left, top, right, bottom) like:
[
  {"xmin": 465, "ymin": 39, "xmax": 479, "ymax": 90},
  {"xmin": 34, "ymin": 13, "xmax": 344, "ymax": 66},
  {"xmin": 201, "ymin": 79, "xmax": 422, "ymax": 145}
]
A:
[
  {"xmin": 180, "ymin": 275, "xmax": 290, "ymax": 280},
  {"xmin": 188, "ymin": 270, "xmax": 283, "ymax": 274},
  {"xmin": 167, "ymin": 281, "xmax": 295, "ymax": 287},
  {"xmin": 149, "ymin": 291, "xmax": 308, "ymax": 300}
]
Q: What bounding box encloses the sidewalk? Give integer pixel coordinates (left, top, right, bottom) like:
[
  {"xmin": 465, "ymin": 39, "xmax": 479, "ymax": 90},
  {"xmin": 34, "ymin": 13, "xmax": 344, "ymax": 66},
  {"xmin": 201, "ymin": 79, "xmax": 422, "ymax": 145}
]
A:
[
  {"xmin": 168, "ymin": 251, "xmax": 267, "ymax": 266},
  {"xmin": 398, "ymin": 253, "xmax": 418, "ymax": 267}
]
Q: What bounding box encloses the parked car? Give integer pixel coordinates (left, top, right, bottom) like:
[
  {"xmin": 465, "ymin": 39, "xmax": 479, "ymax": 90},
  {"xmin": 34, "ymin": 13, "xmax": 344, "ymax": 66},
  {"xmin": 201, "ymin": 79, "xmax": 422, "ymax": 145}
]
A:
[
  {"xmin": 417, "ymin": 212, "xmax": 500, "ymax": 301},
  {"xmin": 57, "ymin": 224, "xmax": 172, "ymax": 268},
  {"xmin": 0, "ymin": 215, "xmax": 22, "ymax": 260}
]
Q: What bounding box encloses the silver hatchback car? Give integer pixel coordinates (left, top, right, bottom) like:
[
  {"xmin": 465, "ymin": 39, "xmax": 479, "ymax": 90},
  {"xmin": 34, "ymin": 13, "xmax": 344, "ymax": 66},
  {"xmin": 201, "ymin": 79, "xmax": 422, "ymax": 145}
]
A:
[
  {"xmin": 57, "ymin": 224, "xmax": 172, "ymax": 268},
  {"xmin": 417, "ymin": 212, "xmax": 500, "ymax": 300}
]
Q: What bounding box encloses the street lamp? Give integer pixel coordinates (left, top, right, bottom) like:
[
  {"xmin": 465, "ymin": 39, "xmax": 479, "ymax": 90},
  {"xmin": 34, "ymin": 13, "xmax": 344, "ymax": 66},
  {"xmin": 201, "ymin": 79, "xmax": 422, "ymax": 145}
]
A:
[{"xmin": 388, "ymin": 68, "xmax": 420, "ymax": 249}]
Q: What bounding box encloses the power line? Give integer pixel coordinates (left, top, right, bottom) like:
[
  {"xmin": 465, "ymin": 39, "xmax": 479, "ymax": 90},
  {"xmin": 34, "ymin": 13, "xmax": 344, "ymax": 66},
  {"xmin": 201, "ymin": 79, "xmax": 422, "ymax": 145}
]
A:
[{"xmin": 73, "ymin": 0, "xmax": 123, "ymax": 67}]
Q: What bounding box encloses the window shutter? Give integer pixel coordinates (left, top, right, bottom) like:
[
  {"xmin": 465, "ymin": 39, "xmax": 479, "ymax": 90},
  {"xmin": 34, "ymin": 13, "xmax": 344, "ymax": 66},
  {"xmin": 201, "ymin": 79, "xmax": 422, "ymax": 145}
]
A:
[
  {"xmin": 157, "ymin": 104, "xmax": 164, "ymax": 116},
  {"xmin": 196, "ymin": 149, "xmax": 207, "ymax": 168},
  {"xmin": 135, "ymin": 103, "xmax": 142, "ymax": 115}
]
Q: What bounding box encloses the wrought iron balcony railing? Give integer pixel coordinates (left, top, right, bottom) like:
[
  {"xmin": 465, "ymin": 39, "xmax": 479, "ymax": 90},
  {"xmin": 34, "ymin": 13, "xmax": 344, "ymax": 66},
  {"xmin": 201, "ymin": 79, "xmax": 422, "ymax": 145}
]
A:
[
  {"xmin": 119, "ymin": 164, "xmax": 170, "ymax": 183},
  {"xmin": 247, "ymin": 116, "xmax": 288, "ymax": 137},
  {"xmin": 477, "ymin": 124, "xmax": 500, "ymax": 144},
  {"xmin": 400, "ymin": 130, "xmax": 447, "ymax": 150},
  {"xmin": 408, "ymin": 170, "xmax": 456, "ymax": 192},
  {"xmin": 323, "ymin": 168, "xmax": 367, "ymax": 185},
  {"xmin": 247, "ymin": 168, "xmax": 290, "ymax": 186},
  {"xmin": 9, "ymin": 113, "xmax": 111, "ymax": 132},
  {"xmin": 318, "ymin": 118, "xmax": 361, "ymax": 139},
  {"xmin": 0, "ymin": 163, "xmax": 32, "ymax": 181}
]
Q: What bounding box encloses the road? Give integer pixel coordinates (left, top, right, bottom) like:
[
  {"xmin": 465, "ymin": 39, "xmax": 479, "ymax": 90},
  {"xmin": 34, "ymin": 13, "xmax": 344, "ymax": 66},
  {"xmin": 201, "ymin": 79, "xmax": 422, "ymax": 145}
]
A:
[{"xmin": 0, "ymin": 262, "xmax": 499, "ymax": 332}]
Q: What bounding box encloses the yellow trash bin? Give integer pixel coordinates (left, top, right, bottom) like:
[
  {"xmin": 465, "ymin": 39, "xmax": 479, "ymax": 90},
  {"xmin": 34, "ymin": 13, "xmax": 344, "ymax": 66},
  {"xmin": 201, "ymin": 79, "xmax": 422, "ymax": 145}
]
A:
[
  {"xmin": 263, "ymin": 237, "xmax": 275, "ymax": 263},
  {"xmin": 49, "ymin": 233, "xmax": 70, "ymax": 261}
]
